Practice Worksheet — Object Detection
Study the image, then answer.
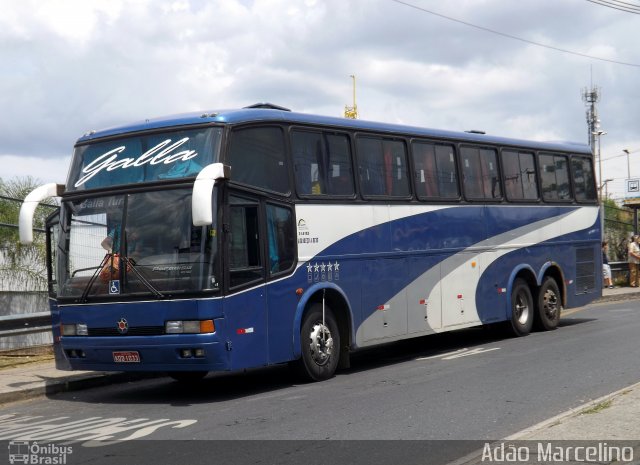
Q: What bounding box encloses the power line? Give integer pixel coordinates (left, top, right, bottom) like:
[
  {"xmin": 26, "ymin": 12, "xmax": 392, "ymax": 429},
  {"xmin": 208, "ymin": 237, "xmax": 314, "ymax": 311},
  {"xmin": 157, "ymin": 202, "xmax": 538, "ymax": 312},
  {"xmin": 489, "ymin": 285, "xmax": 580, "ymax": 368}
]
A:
[
  {"xmin": 585, "ymin": 0, "xmax": 640, "ymax": 14},
  {"xmin": 390, "ymin": 0, "xmax": 640, "ymax": 67}
]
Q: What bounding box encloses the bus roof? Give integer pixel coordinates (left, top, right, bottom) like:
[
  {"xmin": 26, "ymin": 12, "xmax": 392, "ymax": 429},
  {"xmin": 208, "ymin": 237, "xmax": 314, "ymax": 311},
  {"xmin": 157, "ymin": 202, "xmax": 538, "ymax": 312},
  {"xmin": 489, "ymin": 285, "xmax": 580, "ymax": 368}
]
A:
[{"xmin": 76, "ymin": 105, "xmax": 591, "ymax": 155}]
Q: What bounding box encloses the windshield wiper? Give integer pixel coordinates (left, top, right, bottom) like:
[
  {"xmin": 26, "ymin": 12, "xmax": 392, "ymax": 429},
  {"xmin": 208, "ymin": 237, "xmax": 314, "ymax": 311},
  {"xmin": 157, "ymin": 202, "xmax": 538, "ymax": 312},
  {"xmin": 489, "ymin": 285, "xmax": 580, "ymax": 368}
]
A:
[
  {"xmin": 78, "ymin": 254, "xmax": 164, "ymax": 302},
  {"xmin": 122, "ymin": 257, "xmax": 165, "ymax": 299},
  {"xmin": 79, "ymin": 254, "xmax": 111, "ymax": 303}
]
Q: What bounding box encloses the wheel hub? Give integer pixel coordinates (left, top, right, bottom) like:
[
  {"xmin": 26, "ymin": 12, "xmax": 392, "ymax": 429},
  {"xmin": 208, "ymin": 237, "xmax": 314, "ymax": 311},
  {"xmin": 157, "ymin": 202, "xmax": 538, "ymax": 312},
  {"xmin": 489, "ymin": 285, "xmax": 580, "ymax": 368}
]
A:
[
  {"xmin": 515, "ymin": 294, "xmax": 530, "ymax": 325},
  {"xmin": 543, "ymin": 289, "xmax": 559, "ymax": 319},
  {"xmin": 309, "ymin": 322, "xmax": 334, "ymax": 366}
]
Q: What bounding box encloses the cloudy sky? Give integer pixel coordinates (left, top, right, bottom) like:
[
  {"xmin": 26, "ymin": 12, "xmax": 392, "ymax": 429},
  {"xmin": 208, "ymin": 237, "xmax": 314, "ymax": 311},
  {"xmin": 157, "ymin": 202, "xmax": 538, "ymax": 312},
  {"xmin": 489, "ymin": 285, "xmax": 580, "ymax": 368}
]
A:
[{"xmin": 1, "ymin": 0, "xmax": 639, "ymax": 199}]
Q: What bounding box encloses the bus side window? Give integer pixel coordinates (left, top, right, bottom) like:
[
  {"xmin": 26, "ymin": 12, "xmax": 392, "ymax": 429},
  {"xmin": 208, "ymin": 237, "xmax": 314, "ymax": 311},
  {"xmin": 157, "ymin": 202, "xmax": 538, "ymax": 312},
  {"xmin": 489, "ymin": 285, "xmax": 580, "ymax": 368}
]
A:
[
  {"xmin": 461, "ymin": 146, "xmax": 501, "ymax": 200},
  {"xmin": 411, "ymin": 141, "xmax": 459, "ymax": 199},
  {"xmin": 357, "ymin": 137, "xmax": 385, "ymax": 196},
  {"xmin": 325, "ymin": 134, "xmax": 355, "ymax": 196},
  {"xmin": 502, "ymin": 150, "xmax": 538, "ymax": 201},
  {"xmin": 228, "ymin": 196, "xmax": 263, "ymax": 288},
  {"xmin": 228, "ymin": 127, "xmax": 289, "ymax": 194},
  {"xmin": 540, "ymin": 153, "xmax": 572, "ymax": 201},
  {"xmin": 435, "ymin": 144, "xmax": 459, "ymax": 198},
  {"xmin": 571, "ymin": 156, "xmax": 597, "ymax": 202},
  {"xmin": 292, "ymin": 131, "xmax": 324, "ymax": 195},
  {"xmin": 266, "ymin": 203, "xmax": 295, "ymax": 275},
  {"xmin": 357, "ymin": 136, "xmax": 409, "ymax": 198},
  {"xmin": 292, "ymin": 131, "xmax": 355, "ymax": 197}
]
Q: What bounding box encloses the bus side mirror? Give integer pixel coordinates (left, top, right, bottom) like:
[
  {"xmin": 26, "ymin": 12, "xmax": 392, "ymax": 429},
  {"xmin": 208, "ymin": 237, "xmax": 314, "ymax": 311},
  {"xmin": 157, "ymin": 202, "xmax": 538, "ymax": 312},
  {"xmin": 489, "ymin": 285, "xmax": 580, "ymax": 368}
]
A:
[
  {"xmin": 19, "ymin": 183, "xmax": 65, "ymax": 244},
  {"xmin": 192, "ymin": 163, "xmax": 229, "ymax": 226}
]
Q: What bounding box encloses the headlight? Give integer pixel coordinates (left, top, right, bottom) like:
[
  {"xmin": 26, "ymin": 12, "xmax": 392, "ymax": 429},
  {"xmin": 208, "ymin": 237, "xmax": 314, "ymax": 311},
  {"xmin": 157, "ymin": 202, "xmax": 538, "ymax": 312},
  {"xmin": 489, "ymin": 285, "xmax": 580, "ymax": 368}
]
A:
[
  {"xmin": 61, "ymin": 323, "xmax": 88, "ymax": 336},
  {"xmin": 165, "ymin": 320, "xmax": 215, "ymax": 334}
]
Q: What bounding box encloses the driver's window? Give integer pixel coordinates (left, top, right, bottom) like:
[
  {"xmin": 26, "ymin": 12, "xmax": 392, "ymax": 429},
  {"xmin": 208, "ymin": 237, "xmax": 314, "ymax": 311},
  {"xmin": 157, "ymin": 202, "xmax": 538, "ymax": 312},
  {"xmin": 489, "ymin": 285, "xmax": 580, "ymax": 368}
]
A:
[{"xmin": 229, "ymin": 196, "xmax": 263, "ymax": 288}]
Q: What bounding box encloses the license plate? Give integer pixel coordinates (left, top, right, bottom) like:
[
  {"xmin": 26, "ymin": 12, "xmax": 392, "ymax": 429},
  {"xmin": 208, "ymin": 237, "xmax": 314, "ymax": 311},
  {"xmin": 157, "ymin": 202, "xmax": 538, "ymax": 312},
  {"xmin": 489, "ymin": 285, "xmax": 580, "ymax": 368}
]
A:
[{"xmin": 113, "ymin": 351, "xmax": 140, "ymax": 363}]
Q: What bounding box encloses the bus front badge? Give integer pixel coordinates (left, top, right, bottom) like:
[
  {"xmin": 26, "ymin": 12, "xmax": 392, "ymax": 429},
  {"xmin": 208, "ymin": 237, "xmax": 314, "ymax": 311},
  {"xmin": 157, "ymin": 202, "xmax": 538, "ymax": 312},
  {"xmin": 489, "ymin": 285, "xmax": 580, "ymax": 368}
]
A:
[{"xmin": 117, "ymin": 318, "xmax": 128, "ymax": 335}]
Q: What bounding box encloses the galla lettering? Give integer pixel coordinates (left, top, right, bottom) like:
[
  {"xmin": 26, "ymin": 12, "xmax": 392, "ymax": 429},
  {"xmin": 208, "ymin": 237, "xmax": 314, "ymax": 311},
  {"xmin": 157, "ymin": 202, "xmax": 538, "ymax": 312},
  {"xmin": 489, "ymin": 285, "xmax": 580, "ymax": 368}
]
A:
[{"xmin": 75, "ymin": 138, "xmax": 198, "ymax": 187}]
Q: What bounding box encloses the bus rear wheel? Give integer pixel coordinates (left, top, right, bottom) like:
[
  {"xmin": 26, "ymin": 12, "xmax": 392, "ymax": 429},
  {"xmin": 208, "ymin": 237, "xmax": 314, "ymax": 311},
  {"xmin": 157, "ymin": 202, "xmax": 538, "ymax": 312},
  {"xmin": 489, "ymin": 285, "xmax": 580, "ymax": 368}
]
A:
[
  {"xmin": 294, "ymin": 303, "xmax": 340, "ymax": 382},
  {"xmin": 509, "ymin": 279, "xmax": 534, "ymax": 336},
  {"xmin": 534, "ymin": 277, "xmax": 561, "ymax": 331}
]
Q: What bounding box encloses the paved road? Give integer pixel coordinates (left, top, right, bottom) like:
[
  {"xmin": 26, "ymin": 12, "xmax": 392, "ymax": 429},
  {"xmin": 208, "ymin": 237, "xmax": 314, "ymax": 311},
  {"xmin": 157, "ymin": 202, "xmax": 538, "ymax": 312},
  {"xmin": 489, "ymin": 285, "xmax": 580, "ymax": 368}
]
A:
[{"xmin": 2, "ymin": 299, "xmax": 640, "ymax": 445}]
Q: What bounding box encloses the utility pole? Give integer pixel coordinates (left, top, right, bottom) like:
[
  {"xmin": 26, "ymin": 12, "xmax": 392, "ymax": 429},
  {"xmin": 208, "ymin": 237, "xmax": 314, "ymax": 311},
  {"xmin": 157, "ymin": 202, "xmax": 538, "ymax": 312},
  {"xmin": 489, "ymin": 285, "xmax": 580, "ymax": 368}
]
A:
[{"xmin": 344, "ymin": 75, "xmax": 358, "ymax": 119}]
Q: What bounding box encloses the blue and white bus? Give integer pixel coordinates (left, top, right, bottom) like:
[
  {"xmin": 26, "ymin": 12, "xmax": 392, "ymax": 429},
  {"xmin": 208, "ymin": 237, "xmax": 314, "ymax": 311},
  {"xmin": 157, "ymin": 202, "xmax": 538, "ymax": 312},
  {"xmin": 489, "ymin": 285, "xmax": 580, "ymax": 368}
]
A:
[{"xmin": 20, "ymin": 103, "xmax": 600, "ymax": 381}]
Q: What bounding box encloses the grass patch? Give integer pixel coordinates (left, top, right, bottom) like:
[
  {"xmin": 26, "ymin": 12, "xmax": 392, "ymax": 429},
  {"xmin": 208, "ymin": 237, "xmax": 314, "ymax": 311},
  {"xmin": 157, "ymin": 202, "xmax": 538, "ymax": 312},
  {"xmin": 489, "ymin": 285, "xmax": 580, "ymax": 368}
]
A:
[
  {"xmin": 581, "ymin": 399, "xmax": 613, "ymax": 415},
  {"xmin": 0, "ymin": 346, "xmax": 54, "ymax": 370}
]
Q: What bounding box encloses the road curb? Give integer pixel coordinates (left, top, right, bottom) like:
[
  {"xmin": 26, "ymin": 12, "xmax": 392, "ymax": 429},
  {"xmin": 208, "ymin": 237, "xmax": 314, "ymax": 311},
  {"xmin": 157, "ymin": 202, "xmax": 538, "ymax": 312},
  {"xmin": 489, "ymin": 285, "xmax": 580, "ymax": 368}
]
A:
[
  {"xmin": 445, "ymin": 381, "xmax": 640, "ymax": 465},
  {"xmin": 504, "ymin": 380, "xmax": 640, "ymax": 440},
  {"xmin": 595, "ymin": 291, "xmax": 640, "ymax": 304},
  {"xmin": 0, "ymin": 371, "xmax": 158, "ymax": 405}
]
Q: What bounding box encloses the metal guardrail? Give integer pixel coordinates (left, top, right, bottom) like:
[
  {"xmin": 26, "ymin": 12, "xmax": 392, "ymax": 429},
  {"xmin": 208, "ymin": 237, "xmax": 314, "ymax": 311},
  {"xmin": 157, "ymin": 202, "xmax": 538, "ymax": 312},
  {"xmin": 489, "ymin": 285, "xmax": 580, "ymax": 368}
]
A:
[
  {"xmin": 0, "ymin": 312, "xmax": 52, "ymax": 338},
  {"xmin": 610, "ymin": 261, "xmax": 630, "ymax": 284}
]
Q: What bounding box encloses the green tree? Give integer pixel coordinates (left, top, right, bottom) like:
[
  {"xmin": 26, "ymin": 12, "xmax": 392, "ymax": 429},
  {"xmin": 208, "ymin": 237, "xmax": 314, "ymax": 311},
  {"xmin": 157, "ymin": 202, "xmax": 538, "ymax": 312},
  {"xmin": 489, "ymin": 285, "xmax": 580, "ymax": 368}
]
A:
[
  {"xmin": 0, "ymin": 176, "xmax": 58, "ymax": 291},
  {"xmin": 603, "ymin": 198, "xmax": 634, "ymax": 262}
]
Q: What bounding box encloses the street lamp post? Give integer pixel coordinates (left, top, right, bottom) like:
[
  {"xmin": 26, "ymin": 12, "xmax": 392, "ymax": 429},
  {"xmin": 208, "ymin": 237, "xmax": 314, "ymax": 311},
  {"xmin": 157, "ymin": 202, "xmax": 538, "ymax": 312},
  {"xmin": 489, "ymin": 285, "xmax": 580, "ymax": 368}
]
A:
[
  {"xmin": 592, "ymin": 130, "xmax": 607, "ymax": 200},
  {"xmin": 624, "ymin": 148, "xmax": 631, "ymax": 180},
  {"xmin": 601, "ymin": 178, "xmax": 613, "ymax": 199}
]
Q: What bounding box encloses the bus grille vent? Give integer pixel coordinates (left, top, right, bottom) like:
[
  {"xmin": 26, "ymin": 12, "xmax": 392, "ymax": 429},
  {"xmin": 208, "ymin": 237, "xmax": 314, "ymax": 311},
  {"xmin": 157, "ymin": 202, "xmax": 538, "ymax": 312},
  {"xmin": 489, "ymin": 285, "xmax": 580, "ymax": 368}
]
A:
[
  {"xmin": 88, "ymin": 326, "xmax": 165, "ymax": 336},
  {"xmin": 575, "ymin": 247, "xmax": 596, "ymax": 293}
]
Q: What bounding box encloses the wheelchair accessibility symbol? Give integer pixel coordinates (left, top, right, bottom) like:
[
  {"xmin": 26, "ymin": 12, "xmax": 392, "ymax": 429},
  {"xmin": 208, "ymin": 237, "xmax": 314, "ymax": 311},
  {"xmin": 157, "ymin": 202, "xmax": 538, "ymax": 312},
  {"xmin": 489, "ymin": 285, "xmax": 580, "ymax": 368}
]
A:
[{"xmin": 109, "ymin": 280, "xmax": 121, "ymax": 295}]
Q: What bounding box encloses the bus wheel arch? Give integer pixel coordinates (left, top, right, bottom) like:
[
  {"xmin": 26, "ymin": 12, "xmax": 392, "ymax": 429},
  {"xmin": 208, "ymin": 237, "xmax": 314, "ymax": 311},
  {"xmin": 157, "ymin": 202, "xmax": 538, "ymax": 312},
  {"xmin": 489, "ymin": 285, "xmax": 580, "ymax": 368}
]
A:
[{"xmin": 293, "ymin": 286, "xmax": 353, "ymax": 380}]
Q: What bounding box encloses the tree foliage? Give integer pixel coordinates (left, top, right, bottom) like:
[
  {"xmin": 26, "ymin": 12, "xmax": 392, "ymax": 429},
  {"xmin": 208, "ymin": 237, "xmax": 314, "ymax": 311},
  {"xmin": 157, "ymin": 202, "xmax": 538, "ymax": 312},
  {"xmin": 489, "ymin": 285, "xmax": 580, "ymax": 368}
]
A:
[
  {"xmin": 0, "ymin": 176, "xmax": 58, "ymax": 291},
  {"xmin": 603, "ymin": 198, "xmax": 634, "ymax": 262}
]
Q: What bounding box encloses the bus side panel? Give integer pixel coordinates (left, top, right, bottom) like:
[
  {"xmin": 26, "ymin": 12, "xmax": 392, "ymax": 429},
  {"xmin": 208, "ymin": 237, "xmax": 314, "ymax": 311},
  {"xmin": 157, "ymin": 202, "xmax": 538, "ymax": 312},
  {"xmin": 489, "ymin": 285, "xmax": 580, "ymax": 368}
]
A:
[
  {"xmin": 406, "ymin": 255, "xmax": 443, "ymax": 333},
  {"xmin": 266, "ymin": 270, "xmax": 308, "ymax": 365},
  {"xmin": 359, "ymin": 258, "xmax": 408, "ymax": 342},
  {"xmin": 50, "ymin": 298, "xmax": 72, "ymax": 370},
  {"xmin": 223, "ymin": 286, "xmax": 268, "ymax": 371}
]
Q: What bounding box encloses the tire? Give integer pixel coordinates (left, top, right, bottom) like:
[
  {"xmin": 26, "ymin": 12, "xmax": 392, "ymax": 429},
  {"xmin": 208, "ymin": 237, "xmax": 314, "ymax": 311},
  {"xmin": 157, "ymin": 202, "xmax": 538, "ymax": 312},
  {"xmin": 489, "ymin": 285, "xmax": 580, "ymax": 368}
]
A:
[
  {"xmin": 294, "ymin": 302, "xmax": 341, "ymax": 382},
  {"xmin": 534, "ymin": 277, "xmax": 562, "ymax": 331},
  {"xmin": 167, "ymin": 371, "xmax": 208, "ymax": 382},
  {"xmin": 509, "ymin": 278, "xmax": 534, "ymax": 336}
]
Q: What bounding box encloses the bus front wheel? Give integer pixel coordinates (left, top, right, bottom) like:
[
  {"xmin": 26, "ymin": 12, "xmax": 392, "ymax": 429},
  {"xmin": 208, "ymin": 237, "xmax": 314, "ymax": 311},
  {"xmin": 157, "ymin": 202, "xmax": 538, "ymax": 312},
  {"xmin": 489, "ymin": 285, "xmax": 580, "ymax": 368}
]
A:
[
  {"xmin": 534, "ymin": 277, "xmax": 561, "ymax": 331},
  {"xmin": 295, "ymin": 303, "xmax": 341, "ymax": 382},
  {"xmin": 509, "ymin": 279, "xmax": 534, "ymax": 336}
]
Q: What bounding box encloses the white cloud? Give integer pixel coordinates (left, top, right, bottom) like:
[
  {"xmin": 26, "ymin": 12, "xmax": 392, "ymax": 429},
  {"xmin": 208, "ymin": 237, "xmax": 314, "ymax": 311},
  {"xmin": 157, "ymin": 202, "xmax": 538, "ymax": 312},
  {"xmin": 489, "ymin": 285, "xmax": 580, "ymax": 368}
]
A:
[{"xmin": 1, "ymin": 0, "xmax": 639, "ymax": 198}]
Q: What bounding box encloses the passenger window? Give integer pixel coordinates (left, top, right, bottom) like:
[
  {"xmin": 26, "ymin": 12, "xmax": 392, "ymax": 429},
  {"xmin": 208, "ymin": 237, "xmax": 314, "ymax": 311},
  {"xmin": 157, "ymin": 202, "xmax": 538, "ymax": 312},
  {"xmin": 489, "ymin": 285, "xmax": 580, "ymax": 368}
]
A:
[
  {"xmin": 228, "ymin": 196, "xmax": 263, "ymax": 288},
  {"xmin": 539, "ymin": 154, "xmax": 572, "ymax": 201},
  {"xmin": 411, "ymin": 141, "xmax": 459, "ymax": 199},
  {"xmin": 461, "ymin": 146, "xmax": 501, "ymax": 199},
  {"xmin": 502, "ymin": 150, "xmax": 538, "ymax": 201},
  {"xmin": 291, "ymin": 130, "xmax": 355, "ymax": 197},
  {"xmin": 266, "ymin": 203, "xmax": 295, "ymax": 275},
  {"xmin": 227, "ymin": 127, "xmax": 289, "ymax": 194},
  {"xmin": 357, "ymin": 137, "xmax": 410, "ymax": 198},
  {"xmin": 571, "ymin": 156, "xmax": 597, "ymax": 202}
]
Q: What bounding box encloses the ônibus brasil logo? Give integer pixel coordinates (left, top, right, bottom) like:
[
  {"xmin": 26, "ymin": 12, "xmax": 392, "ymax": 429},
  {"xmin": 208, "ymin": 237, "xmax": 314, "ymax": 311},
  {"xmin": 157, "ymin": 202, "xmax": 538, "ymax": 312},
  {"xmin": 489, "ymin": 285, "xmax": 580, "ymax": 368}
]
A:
[{"xmin": 8, "ymin": 441, "xmax": 72, "ymax": 464}]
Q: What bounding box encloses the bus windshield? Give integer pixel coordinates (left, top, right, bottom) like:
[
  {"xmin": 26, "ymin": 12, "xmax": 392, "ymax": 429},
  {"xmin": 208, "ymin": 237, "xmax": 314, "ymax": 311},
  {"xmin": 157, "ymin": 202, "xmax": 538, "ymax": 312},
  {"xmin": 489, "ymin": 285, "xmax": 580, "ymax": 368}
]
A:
[
  {"xmin": 67, "ymin": 127, "xmax": 222, "ymax": 191},
  {"xmin": 58, "ymin": 188, "xmax": 219, "ymax": 301}
]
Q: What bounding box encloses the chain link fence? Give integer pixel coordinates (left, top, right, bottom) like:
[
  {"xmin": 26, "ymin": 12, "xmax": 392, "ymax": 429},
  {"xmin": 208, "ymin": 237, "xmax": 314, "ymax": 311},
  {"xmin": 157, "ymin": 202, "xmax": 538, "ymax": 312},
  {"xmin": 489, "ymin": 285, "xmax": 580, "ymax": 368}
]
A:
[{"xmin": 0, "ymin": 195, "xmax": 58, "ymax": 354}]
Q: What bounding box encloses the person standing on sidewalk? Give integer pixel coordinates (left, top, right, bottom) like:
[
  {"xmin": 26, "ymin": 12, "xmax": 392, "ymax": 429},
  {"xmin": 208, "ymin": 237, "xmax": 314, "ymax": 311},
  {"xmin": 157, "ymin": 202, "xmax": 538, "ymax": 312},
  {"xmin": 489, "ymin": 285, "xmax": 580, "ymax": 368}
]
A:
[
  {"xmin": 628, "ymin": 235, "xmax": 640, "ymax": 287},
  {"xmin": 603, "ymin": 241, "xmax": 613, "ymax": 289}
]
